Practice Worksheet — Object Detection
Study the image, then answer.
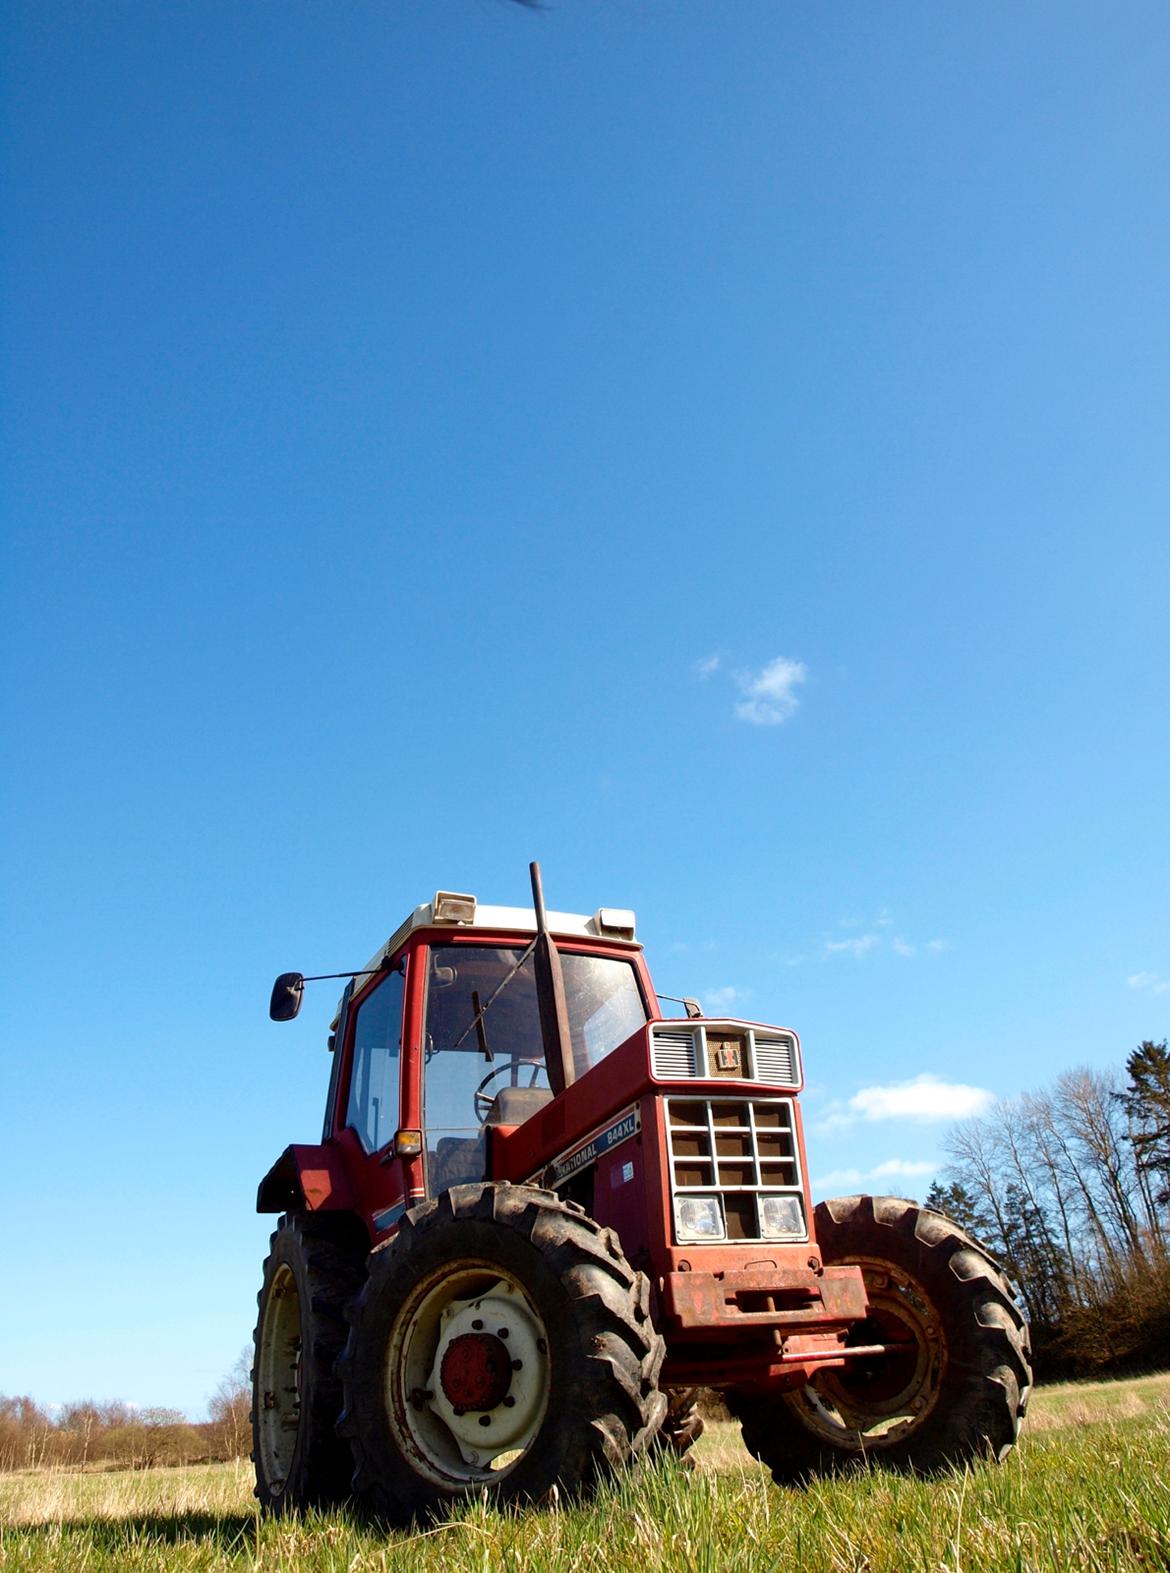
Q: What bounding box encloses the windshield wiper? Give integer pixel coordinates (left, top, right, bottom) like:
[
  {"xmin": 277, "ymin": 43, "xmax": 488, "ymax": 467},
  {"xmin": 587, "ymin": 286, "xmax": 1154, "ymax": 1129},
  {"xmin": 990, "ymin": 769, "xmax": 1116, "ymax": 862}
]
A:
[{"xmin": 451, "ymin": 934, "xmax": 540, "ymax": 1059}]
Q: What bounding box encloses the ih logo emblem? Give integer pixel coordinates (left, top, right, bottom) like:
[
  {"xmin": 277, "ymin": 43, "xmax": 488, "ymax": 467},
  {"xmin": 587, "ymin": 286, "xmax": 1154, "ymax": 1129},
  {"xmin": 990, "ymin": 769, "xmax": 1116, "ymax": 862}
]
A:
[{"xmin": 715, "ymin": 1043, "xmax": 742, "ymax": 1071}]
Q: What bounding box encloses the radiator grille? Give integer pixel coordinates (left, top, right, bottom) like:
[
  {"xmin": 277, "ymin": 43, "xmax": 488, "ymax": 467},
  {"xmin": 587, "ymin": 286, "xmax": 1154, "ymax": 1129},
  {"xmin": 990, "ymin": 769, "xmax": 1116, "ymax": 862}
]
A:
[
  {"xmin": 665, "ymin": 1096, "xmax": 806, "ymax": 1243},
  {"xmin": 753, "ymin": 1034, "xmax": 798, "ymax": 1087},
  {"xmin": 649, "ymin": 1023, "xmax": 801, "ymax": 1088},
  {"xmin": 651, "ymin": 1029, "xmax": 700, "ymax": 1079}
]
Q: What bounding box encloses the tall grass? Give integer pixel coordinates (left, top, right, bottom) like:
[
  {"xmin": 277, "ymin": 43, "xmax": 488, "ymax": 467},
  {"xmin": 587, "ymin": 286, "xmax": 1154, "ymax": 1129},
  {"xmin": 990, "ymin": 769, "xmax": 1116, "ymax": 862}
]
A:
[{"xmin": 1, "ymin": 1374, "xmax": 1167, "ymax": 1571}]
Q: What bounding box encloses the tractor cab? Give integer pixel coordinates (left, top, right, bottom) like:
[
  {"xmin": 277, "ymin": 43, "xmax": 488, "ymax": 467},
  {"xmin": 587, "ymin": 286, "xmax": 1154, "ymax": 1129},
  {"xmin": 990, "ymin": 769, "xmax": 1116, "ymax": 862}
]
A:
[{"xmin": 257, "ymin": 888, "xmax": 655, "ymax": 1241}]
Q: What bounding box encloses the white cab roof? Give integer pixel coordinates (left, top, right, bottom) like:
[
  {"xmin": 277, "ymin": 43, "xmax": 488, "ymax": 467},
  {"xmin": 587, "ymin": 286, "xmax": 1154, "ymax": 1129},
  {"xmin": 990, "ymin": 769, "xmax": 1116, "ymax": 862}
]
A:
[{"xmin": 336, "ymin": 899, "xmax": 639, "ymax": 1020}]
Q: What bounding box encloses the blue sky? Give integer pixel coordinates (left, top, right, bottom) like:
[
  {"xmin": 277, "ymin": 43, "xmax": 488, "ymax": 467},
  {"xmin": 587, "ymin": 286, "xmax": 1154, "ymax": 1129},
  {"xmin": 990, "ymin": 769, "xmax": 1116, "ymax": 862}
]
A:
[{"xmin": 2, "ymin": 1, "xmax": 1168, "ymax": 1419}]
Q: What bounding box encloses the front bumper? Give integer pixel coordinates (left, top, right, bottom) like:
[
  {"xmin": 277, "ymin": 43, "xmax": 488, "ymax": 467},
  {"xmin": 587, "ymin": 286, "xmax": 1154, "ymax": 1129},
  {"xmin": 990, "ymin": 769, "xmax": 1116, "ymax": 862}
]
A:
[{"xmin": 660, "ymin": 1263, "xmax": 867, "ymax": 1334}]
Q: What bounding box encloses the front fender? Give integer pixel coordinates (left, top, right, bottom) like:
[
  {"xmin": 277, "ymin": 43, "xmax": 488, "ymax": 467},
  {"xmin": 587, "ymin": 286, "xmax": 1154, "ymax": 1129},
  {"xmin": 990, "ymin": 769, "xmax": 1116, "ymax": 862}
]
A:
[{"xmin": 256, "ymin": 1142, "xmax": 356, "ymax": 1213}]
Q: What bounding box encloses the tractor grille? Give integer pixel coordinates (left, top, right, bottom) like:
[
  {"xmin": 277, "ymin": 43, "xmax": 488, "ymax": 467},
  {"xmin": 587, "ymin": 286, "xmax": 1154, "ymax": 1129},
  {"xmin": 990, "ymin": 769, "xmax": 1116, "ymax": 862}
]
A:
[
  {"xmin": 665, "ymin": 1096, "xmax": 807, "ymax": 1243},
  {"xmin": 651, "ymin": 1029, "xmax": 701, "ymax": 1078},
  {"xmin": 752, "ymin": 1034, "xmax": 798, "ymax": 1085},
  {"xmin": 649, "ymin": 1022, "xmax": 801, "ymax": 1089}
]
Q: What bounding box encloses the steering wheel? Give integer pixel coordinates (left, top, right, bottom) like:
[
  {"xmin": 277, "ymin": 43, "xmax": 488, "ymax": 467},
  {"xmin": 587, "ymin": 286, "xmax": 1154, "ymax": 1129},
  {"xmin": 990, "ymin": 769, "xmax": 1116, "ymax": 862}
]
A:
[{"xmin": 473, "ymin": 1059, "xmax": 549, "ymax": 1123}]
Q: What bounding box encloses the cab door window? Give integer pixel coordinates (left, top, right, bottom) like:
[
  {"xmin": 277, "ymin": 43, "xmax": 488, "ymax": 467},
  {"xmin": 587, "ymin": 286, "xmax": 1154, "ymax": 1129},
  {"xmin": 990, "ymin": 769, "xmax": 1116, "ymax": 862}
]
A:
[{"xmin": 345, "ymin": 967, "xmax": 404, "ymax": 1153}]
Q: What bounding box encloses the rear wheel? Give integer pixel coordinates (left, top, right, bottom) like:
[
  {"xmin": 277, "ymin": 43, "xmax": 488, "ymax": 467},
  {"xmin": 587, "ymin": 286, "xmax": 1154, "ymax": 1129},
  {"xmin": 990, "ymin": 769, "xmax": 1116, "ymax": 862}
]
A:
[
  {"xmin": 252, "ymin": 1213, "xmax": 366, "ymax": 1512},
  {"xmin": 734, "ymin": 1195, "xmax": 1031, "ymax": 1483},
  {"xmin": 337, "ymin": 1183, "xmax": 666, "ymax": 1523}
]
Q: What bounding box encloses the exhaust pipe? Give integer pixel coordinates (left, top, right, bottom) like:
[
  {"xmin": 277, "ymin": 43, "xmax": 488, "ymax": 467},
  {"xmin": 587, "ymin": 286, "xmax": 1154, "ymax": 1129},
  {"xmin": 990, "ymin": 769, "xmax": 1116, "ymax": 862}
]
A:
[{"xmin": 529, "ymin": 861, "xmax": 575, "ymax": 1097}]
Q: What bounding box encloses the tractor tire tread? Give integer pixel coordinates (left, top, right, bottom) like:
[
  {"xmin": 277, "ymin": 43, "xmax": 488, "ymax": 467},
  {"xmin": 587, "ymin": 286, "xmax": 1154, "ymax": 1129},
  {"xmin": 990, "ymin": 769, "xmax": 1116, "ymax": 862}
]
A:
[{"xmin": 338, "ymin": 1182, "xmax": 665, "ymax": 1523}]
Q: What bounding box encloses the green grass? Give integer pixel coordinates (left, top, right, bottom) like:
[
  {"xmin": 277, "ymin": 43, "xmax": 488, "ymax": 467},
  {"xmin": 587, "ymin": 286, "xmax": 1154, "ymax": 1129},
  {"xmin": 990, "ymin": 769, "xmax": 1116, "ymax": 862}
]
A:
[{"xmin": 1, "ymin": 1374, "xmax": 1168, "ymax": 1571}]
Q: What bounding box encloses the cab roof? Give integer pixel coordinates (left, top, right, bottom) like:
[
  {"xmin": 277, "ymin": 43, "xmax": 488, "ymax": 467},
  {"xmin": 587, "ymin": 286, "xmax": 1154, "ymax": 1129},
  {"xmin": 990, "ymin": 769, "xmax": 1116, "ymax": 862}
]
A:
[{"xmin": 337, "ymin": 895, "xmax": 639, "ymax": 1019}]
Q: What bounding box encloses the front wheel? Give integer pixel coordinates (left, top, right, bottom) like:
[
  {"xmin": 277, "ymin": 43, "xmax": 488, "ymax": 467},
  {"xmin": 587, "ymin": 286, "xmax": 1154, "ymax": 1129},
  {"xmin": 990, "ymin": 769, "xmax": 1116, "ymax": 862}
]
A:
[
  {"xmin": 733, "ymin": 1195, "xmax": 1032, "ymax": 1483},
  {"xmin": 337, "ymin": 1183, "xmax": 666, "ymax": 1523}
]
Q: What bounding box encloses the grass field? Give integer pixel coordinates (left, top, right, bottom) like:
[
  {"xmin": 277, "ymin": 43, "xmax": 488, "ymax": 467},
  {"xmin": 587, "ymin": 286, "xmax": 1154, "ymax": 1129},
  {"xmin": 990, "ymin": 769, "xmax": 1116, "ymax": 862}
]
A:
[{"xmin": 1, "ymin": 1373, "xmax": 1167, "ymax": 1571}]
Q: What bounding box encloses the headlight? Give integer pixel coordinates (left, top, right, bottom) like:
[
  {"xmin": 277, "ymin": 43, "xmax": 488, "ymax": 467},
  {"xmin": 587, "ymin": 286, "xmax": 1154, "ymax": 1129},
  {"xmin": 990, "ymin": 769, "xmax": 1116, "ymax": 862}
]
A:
[
  {"xmin": 674, "ymin": 1195, "xmax": 725, "ymax": 1241},
  {"xmin": 758, "ymin": 1194, "xmax": 805, "ymax": 1239}
]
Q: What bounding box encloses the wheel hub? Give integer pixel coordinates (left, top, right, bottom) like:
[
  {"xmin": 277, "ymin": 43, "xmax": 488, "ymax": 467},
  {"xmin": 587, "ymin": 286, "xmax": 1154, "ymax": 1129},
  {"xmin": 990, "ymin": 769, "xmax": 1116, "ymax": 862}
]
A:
[
  {"xmin": 393, "ymin": 1270, "xmax": 550, "ymax": 1478},
  {"xmin": 791, "ymin": 1256, "xmax": 944, "ymax": 1449},
  {"xmin": 439, "ymin": 1332, "xmax": 513, "ymax": 1412}
]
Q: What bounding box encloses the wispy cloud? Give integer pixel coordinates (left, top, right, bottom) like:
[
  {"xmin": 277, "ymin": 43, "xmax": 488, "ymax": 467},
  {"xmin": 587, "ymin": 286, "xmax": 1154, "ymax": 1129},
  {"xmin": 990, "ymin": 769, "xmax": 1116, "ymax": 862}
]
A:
[
  {"xmin": 734, "ymin": 656, "xmax": 807, "ymax": 726},
  {"xmin": 870, "ymin": 1158, "xmax": 936, "ymax": 1178},
  {"xmin": 694, "ymin": 653, "xmax": 721, "ymax": 680},
  {"xmin": 811, "ymin": 1157, "xmax": 937, "ymax": 1193},
  {"xmin": 703, "ymin": 984, "xmax": 749, "ymax": 1011},
  {"xmin": 1128, "ymin": 971, "xmax": 1170, "ymax": 995},
  {"xmin": 822, "ymin": 916, "xmax": 950, "ymax": 961},
  {"xmin": 811, "ymin": 1167, "xmax": 864, "ymax": 1192},
  {"xmin": 816, "ymin": 1073, "xmax": 994, "ymax": 1134},
  {"xmin": 824, "ymin": 934, "xmax": 879, "ymax": 958}
]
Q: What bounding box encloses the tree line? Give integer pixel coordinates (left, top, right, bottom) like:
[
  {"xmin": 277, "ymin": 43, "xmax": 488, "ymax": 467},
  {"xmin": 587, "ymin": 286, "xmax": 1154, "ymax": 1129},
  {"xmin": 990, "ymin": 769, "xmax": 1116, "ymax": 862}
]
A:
[
  {"xmin": 927, "ymin": 1041, "xmax": 1170, "ymax": 1377},
  {"xmin": 0, "ymin": 1358, "xmax": 250, "ymax": 1474}
]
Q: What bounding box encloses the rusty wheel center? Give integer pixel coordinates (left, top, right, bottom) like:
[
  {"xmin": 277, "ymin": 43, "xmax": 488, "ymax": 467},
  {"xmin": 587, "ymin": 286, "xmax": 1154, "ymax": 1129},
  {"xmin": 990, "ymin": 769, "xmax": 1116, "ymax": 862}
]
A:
[
  {"xmin": 837, "ymin": 1310, "xmax": 922, "ymax": 1404},
  {"xmin": 439, "ymin": 1332, "xmax": 513, "ymax": 1412}
]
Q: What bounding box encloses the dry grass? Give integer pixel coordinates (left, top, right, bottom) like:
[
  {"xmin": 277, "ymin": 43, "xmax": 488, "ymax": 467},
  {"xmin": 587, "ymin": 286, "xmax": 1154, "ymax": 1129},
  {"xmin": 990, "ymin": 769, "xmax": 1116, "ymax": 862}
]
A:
[
  {"xmin": 0, "ymin": 1373, "xmax": 1167, "ymax": 1571},
  {"xmin": 1021, "ymin": 1369, "xmax": 1170, "ymax": 1432}
]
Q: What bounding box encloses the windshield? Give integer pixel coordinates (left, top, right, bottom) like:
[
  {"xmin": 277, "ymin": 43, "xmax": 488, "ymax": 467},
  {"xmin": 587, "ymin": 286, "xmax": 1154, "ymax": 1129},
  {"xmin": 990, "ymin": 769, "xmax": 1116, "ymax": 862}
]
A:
[{"xmin": 421, "ymin": 944, "xmax": 649, "ymax": 1192}]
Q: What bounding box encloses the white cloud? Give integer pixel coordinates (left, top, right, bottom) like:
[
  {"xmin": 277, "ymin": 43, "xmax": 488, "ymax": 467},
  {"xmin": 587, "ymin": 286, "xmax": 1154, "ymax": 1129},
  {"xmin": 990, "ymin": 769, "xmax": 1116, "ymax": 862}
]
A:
[
  {"xmin": 733, "ymin": 656, "xmax": 807, "ymax": 725},
  {"xmin": 703, "ymin": 985, "xmax": 748, "ymax": 1010},
  {"xmin": 816, "ymin": 1074, "xmax": 994, "ymax": 1134},
  {"xmin": 1128, "ymin": 971, "xmax": 1170, "ymax": 995},
  {"xmin": 820, "ymin": 918, "xmax": 949, "ymax": 962},
  {"xmin": 870, "ymin": 1158, "xmax": 936, "ymax": 1178},
  {"xmin": 824, "ymin": 934, "xmax": 879, "ymax": 958},
  {"xmin": 812, "ymin": 1157, "xmax": 937, "ymax": 1194},
  {"xmin": 694, "ymin": 653, "xmax": 721, "ymax": 680},
  {"xmin": 811, "ymin": 1168, "xmax": 864, "ymax": 1192},
  {"xmin": 850, "ymin": 1074, "xmax": 994, "ymax": 1124}
]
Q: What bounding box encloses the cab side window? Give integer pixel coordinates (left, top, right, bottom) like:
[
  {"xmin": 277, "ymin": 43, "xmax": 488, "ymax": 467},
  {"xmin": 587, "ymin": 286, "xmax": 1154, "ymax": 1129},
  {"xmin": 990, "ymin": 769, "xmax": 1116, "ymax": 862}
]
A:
[{"xmin": 345, "ymin": 967, "xmax": 404, "ymax": 1153}]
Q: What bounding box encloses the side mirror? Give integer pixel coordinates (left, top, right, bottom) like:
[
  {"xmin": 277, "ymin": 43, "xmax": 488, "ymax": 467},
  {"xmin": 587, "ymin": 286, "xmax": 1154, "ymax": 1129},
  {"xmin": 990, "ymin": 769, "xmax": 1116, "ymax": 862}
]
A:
[{"xmin": 270, "ymin": 972, "xmax": 305, "ymax": 1022}]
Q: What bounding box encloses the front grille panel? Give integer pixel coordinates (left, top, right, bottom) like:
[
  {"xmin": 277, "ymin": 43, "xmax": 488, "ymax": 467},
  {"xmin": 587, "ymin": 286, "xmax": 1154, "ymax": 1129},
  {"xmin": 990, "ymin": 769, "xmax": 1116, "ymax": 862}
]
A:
[
  {"xmin": 665, "ymin": 1096, "xmax": 806, "ymax": 1242},
  {"xmin": 651, "ymin": 1029, "xmax": 700, "ymax": 1079},
  {"xmin": 753, "ymin": 1034, "xmax": 798, "ymax": 1086},
  {"xmin": 649, "ymin": 1022, "xmax": 801, "ymax": 1088}
]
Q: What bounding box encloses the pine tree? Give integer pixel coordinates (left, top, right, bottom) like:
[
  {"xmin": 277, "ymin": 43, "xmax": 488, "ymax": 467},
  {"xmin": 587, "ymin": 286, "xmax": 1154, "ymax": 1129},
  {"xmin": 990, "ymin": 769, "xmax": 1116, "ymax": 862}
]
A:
[{"xmin": 1119, "ymin": 1041, "xmax": 1170, "ymax": 1207}]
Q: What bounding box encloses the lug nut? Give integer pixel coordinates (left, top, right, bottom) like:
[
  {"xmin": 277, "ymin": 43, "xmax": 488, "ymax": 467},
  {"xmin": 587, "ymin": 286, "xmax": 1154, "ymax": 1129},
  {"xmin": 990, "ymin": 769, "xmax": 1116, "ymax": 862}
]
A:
[{"xmin": 478, "ymin": 1414, "xmax": 492, "ymax": 1427}]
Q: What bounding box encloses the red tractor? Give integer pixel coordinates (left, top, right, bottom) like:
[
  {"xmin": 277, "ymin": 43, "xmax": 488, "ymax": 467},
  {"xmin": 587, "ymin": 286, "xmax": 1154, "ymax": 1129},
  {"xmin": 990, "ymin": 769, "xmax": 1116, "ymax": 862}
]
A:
[{"xmin": 254, "ymin": 865, "xmax": 1030, "ymax": 1522}]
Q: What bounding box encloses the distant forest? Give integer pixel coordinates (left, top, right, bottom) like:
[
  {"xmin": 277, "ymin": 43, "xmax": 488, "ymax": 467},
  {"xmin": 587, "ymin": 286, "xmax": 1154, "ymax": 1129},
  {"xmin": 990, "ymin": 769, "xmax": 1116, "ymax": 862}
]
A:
[
  {"xmin": 0, "ymin": 1363, "xmax": 249, "ymax": 1475},
  {"xmin": 928, "ymin": 1041, "xmax": 1170, "ymax": 1377}
]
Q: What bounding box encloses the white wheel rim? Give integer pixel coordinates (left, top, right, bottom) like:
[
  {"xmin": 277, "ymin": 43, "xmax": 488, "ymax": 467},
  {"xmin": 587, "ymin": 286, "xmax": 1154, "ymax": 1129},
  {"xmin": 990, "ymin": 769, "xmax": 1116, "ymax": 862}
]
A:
[
  {"xmin": 256, "ymin": 1262, "xmax": 302, "ymax": 1491},
  {"xmin": 385, "ymin": 1260, "xmax": 550, "ymax": 1486}
]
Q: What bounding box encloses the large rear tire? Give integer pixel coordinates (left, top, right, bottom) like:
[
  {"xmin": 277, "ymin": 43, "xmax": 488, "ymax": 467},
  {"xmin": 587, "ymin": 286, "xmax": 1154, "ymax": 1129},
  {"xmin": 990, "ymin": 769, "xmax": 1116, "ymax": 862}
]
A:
[
  {"xmin": 252, "ymin": 1213, "xmax": 367, "ymax": 1512},
  {"xmin": 733, "ymin": 1195, "xmax": 1031, "ymax": 1483},
  {"xmin": 337, "ymin": 1183, "xmax": 666, "ymax": 1523}
]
